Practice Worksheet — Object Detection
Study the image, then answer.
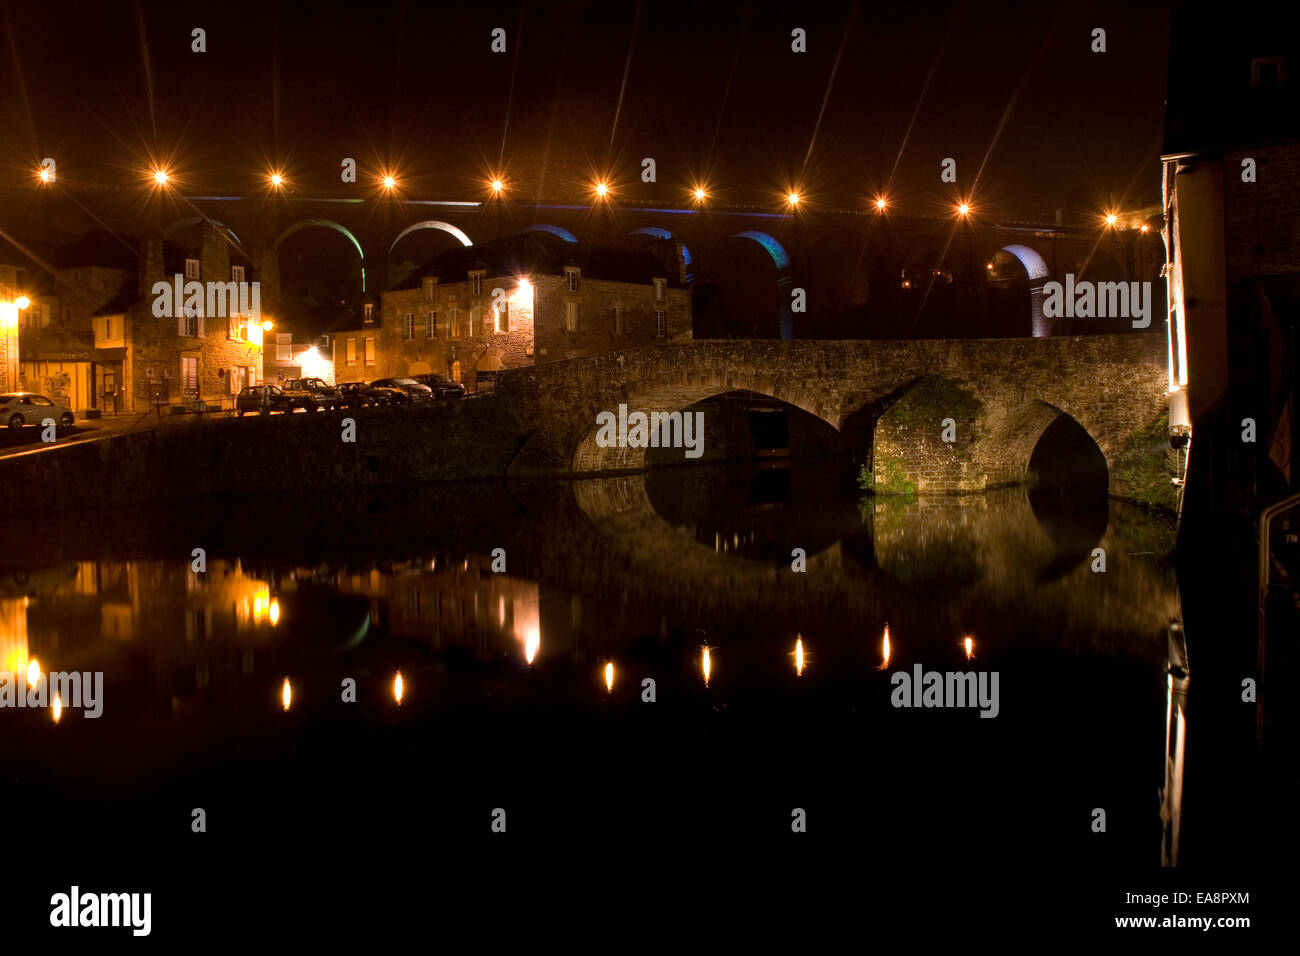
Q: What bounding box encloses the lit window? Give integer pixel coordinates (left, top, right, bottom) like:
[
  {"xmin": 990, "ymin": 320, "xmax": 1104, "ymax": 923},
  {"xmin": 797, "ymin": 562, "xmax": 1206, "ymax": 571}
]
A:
[
  {"xmin": 231, "ymin": 265, "xmax": 245, "ymax": 283},
  {"xmin": 363, "ymin": 303, "xmax": 374, "ymax": 324},
  {"xmin": 655, "ymin": 309, "xmax": 666, "ymax": 338},
  {"xmin": 450, "ymin": 309, "xmax": 461, "ymax": 338},
  {"xmin": 346, "ymin": 339, "xmax": 357, "ymax": 366},
  {"xmin": 364, "ymin": 337, "xmax": 375, "ymax": 365},
  {"xmin": 470, "ymin": 271, "xmax": 484, "ymax": 295},
  {"xmin": 451, "ymin": 360, "xmax": 462, "ymax": 383},
  {"xmin": 403, "ymin": 312, "xmax": 415, "ymax": 341},
  {"xmin": 565, "ymin": 268, "xmax": 579, "ymax": 292},
  {"xmin": 185, "ymin": 258, "xmax": 200, "ymax": 280},
  {"xmin": 470, "ymin": 306, "xmax": 482, "ymax": 336},
  {"xmin": 653, "ymin": 277, "xmax": 666, "ymax": 303},
  {"xmin": 426, "ymin": 311, "xmax": 437, "ymax": 339},
  {"xmin": 565, "ymin": 301, "xmax": 578, "ymax": 332},
  {"xmin": 495, "ymin": 303, "xmax": 509, "ymax": 333}
]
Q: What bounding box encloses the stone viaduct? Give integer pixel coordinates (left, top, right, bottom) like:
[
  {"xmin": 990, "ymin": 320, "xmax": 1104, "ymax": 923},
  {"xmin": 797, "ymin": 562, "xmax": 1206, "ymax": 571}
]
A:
[{"xmin": 507, "ymin": 333, "xmax": 1169, "ymax": 496}]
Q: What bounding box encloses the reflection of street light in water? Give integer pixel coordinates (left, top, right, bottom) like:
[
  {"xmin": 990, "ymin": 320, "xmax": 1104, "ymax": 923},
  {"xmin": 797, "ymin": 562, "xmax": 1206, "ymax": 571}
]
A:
[
  {"xmin": 881, "ymin": 625, "xmax": 891, "ymax": 669},
  {"xmin": 393, "ymin": 671, "xmax": 404, "ymax": 704},
  {"xmin": 964, "ymin": 636, "xmax": 974, "ymax": 660},
  {"xmin": 701, "ymin": 646, "xmax": 712, "ymax": 686},
  {"xmin": 793, "ymin": 636, "xmax": 805, "ymax": 676},
  {"xmin": 281, "ymin": 678, "xmax": 292, "ymax": 711},
  {"xmin": 604, "ymin": 661, "xmax": 615, "ymax": 693}
]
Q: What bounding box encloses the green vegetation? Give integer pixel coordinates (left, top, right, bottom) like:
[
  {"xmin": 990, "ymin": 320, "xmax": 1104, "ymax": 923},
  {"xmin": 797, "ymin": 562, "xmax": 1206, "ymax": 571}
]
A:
[
  {"xmin": 1112, "ymin": 411, "xmax": 1181, "ymax": 513},
  {"xmin": 858, "ymin": 458, "xmax": 916, "ymax": 497}
]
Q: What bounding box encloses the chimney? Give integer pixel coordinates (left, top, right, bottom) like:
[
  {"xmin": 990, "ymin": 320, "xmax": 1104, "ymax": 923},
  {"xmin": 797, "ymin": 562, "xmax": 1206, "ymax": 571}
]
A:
[{"xmin": 139, "ymin": 232, "xmax": 164, "ymax": 299}]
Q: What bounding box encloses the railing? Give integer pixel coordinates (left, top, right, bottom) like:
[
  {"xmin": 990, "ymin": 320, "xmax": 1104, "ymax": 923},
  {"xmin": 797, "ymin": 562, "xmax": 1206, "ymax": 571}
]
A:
[{"xmin": 1257, "ymin": 490, "xmax": 1300, "ymax": 741}]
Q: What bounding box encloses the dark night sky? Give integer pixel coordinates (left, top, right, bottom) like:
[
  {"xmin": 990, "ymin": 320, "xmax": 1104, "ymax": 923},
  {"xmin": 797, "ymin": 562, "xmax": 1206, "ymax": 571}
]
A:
[{"xmin": 1, "ymin": 0, "xmax": 1170, "ymax": 222}]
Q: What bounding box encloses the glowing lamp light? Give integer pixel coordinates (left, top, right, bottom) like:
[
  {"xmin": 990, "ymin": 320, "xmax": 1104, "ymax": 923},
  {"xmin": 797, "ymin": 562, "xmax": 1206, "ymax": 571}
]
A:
[
  {"xmin": 956, "ymin": 202, "xmax": 971, "ymax": 217},
  {"xmin": 1140, "ymin": 224, "xmax": 1150, "ymax": 234},
  {"xmin": 38, "ymin": 167, "xmax": 52, "ymax": 184},
  {"xmin": 594, "ymin": 181, "xmax": 609, "ymax": 198},
  {"xmin": 382, "ymin": 175, "xmax": 397, "ymax": 191},
  {"xmin": 524, "ymin": 627, "xmax": 540, "ymax": 664},
  {"xmin": 26, "ymin": 658, "xmax": 41, "ymax": 688},
  {"xmin": 269, "ymin": 172, "xmax": 284, "ymax": 188},
  {"xmin": 794, "ymin": 636, "xmax": 805, "ymax": 676},
  {"xmin": 261, "ymin": 320, "xmax": 273, "ymax": 332},
  {"xmin": 490, "ymin": 178, "xmax": 505, "ymax": 194},
  {"xmin": 393, "ymin": 671, "xmax": 404, "ymax": 704},
  {"xmin": 152, "ymin": 169, "xmax": 169, "ymax": 186},
  {"xmin": 786, "ymin": 192, "xmax": 800, "ymax": 206},
  {"xmin": 268, "ymin": 599, "xmax": 281, "ymax": 627},
  {"xmin": 15, "ymin": 295, "xmax": 31, "ymax": 310},
  {"xmin": 875, "ymin": 197, "xmax": 888, "ymax": 211},
  {"xmin": 693, "ymin": 186, "xmax": 707, "ymax": 201},
  {"xmin": 604, "ymin": 662, "xmax": 615, "ymax": 693},
  {"xmin": 964, "ymin": 636, "xmax": 974, "ymax": 660},
  {"xmin": 52, "ymin": 693, "xmax": 63, "ymax": 723},
  {"xmin": 1105, "ymin": 213, "xmax": 1118, "ymax": 227},
  {"xmin": 281, "ymin": 678, "xmax": 292, "ymax": 711},
  {"xmin": 701, "ymin": 645, "xmax": 712, "ymax": 686}
]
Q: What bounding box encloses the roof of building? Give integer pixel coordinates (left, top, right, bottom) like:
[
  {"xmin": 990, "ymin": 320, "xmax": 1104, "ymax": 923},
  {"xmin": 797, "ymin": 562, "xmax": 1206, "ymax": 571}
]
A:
[{"xmin": 389, "ymin": 232, "xmax": 681, "ymax": 292}]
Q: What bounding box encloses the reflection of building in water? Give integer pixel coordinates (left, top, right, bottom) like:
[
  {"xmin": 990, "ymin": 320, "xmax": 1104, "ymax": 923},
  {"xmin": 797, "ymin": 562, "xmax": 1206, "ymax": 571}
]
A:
[
  {"xmin": 330, "ymin": 557, "xmax": 542, "ymax": 663},
  {"xmin": 3, "ymin": 560, "xmax": 279, "ymax": 700}
]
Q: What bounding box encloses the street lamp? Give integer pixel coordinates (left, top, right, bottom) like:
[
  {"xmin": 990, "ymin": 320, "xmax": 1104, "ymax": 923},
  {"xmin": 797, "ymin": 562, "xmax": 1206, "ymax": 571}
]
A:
[{"xmin": 0, "ymin": 290, "xmax": 31, "ymax": 393}]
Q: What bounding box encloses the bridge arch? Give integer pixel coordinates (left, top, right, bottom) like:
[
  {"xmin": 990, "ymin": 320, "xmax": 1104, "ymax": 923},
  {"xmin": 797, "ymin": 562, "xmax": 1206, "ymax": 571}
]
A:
[
  {"xmin": 389, "ymin": 220, "xmax": 473, "ymax": 254},
  {"xmin": 986, "ymin": 243, "xmax": 1052, "ymax": 337},
  {"xmin": 628, "ymin": 227, "xmax": 695, "ymax": 283},
  {"xmin": 164, "ymin": 217, "xmax": 242, "ymax": 246},
  {"xmin": 274, "ymin": 219, "xmax": 367, "ymax": 292},
  {"xmin": 517, "ymin": 223, "xmax": 579, "ymax": 243}
]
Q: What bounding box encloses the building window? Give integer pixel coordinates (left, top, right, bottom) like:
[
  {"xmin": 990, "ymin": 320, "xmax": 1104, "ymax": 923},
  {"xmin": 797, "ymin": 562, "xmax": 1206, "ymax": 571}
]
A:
[
  {"xmin": 565, "ymin": 301, "xmax": 578, "ymax": 333},
  {"xmin": 181, "ymin": 310, "xmax": 199, "ymax": 337},
  {"xmin": 1252, "ymin": 56, "xmax": 1286, "ymax": 87},
  {"xmin": 451, "ymin": 360, "xmax": 461, "ymax": 383},
  {"xmin": 228, "ymin": 315, "xmax": 248, "ymax": 340},
  {"xmin": 653, "ymin": 277, "xmax": 666, "ymax": 303},
  {"xmin": 363, "ymin": 303, "xmax": 374, "ymax": 324},
  {"xmin": 613, "ymin": 305, "xmax": 623, "ymax": 335},
  {"xmin": 276, "ymin": 333, "xmax": 291, "ymax": 362},
  {"xmin": 231, "ymin": 264, "xmax": 246, "ymax": 283},
  {"xmin": 181, "ymin": 356, "xmax": 199, "ymax": 399},
  {"xmin": 423, "ymin": 277, "xmax": 436, "ymax": 302},
  {"xmin": 470, "ymin": 271, "xmax": 484, "ymax": 295},
  {"xmin": 346, "ymin": 338, "xmax": 357, "ymax": 366},
  {"xmin": 450, "ymin": 309, "xmax": 461, "ymax": 338},
  {"xmin": 184, "ymin": 258, "xmax": 200, "ymax": 280},
  {"xmin": 403, "ymin": 312, "xmax": 415, "ymax": 341},
  {"xmin": 364, "ymin": 337, "xmax": 375, "ymax": 365},
  {"xmin": 470, "ymin": 306, "xmax": 482, "ymax": 336},
  {"xmin": 103, "ymin": 316, "xmax": 111, "ymax": 340},
  {"xmin": 426, "ymin": 311, "xmax": 437, "ymax": 339},
  {"xmin": 565, "ymin": 268, "xmax": 579, "ymax": 292},
  {"xmin": 655, "ymin": 310, "xmax": 666, "ymax": 338},
  {"xmin": 495, "ymin": 303, "xmax": 508, "ymax": 333}
]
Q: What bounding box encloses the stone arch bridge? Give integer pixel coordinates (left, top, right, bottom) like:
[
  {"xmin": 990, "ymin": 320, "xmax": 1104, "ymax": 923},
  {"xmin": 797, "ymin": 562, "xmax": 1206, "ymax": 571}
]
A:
[{"xmin": 508, "ymin": 333, "xmax": 1168, "ymax": 495}]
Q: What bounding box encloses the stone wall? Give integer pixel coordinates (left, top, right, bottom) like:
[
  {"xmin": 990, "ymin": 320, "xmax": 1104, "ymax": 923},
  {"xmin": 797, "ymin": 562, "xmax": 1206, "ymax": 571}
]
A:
[{"xmin": 1224, "ymin": 144, "xmax": 1300, "ymax": 281}]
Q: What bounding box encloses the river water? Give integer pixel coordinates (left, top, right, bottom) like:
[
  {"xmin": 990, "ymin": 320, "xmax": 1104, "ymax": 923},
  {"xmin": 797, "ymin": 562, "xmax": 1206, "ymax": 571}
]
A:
[{"xmin": 1, "ymin": 458, "xmax": 1180, "ymax": 884}]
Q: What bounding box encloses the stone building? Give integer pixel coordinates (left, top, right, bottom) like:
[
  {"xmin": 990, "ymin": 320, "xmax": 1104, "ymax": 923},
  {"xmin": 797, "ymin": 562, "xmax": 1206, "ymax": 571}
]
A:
[{"xmin": 339, "ymin": 233, "xmax": 691, "ymax": 392}]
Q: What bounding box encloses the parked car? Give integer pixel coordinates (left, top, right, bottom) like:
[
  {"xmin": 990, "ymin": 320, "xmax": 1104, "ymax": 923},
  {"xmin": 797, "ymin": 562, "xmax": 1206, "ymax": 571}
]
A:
[
  {"xmin": 1, "ymin": 392, "xmax": 74, "ymax": 429},
  {"xmin": 370, "ymin": 377, "xmax": 434, "ymax": 402},
  {"xmin": 235, "ymin": 384, "xmax": 294, "ymax": 416},
  {"xmin": 337, "ymin": 381, "xmax": 392, "ymax": 408},
  {"xmin": 411, "ymin": 373, "xmax": 466, "ymax": 400},
  {"xmin": 283, "ymin": 377, "xmax": 344, "ymax": 410}
]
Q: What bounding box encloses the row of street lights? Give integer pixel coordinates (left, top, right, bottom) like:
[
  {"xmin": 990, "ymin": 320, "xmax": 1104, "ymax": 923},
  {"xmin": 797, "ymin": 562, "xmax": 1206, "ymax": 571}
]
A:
[{"xmin": 32, "ymin": 164, "xmax": 1149, "ymax": 229}]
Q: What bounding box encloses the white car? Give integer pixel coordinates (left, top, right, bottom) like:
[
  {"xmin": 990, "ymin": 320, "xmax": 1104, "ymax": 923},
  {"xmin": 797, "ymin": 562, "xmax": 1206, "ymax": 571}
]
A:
[{"xmin": 0, "ymin": 392, "xmax": 75, "ymax": 429}]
